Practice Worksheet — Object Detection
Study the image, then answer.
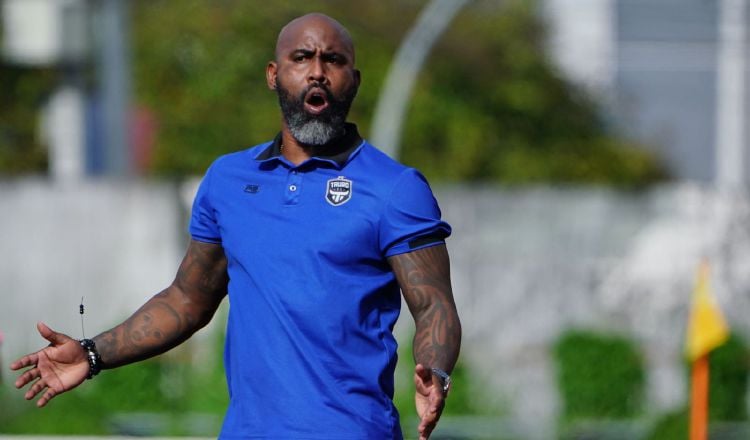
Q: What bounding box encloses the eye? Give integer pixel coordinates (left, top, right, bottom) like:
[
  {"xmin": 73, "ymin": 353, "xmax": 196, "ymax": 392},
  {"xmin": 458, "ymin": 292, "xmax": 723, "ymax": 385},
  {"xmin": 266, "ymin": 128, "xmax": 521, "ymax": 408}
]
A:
[
  {"xmin": 325, "ymin": 54, "xmax": 344, "ymax": 65},
  {"xmin": 292, "ymin": 51, "xmax": 311, "ymax": 62}
]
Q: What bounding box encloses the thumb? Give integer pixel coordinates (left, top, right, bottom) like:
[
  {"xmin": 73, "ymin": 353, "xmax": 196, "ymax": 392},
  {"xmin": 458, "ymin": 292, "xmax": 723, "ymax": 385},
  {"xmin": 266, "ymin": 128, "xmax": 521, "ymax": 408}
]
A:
[
  {"xmin": 37, "ymin": 322, "xmax": 68, "ymax": 346},
  {"xmin": 415, "ymin": 364, "xmax": 431, "ymax": 381},
  {"xmin": 414, "ymin": 364, "xmax": 433, "ymax": 390}
]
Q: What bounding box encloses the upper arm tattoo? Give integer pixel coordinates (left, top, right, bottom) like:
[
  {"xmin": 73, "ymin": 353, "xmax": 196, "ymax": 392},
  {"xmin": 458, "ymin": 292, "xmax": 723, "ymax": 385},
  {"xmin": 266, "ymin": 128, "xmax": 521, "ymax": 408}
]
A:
[
  {"xmin": 94, "ymin": 240, "xmax": 228, "ymax": 367},
  {"xmin": 174, "ymin": 239, "xmax": 229, "ymax": 304}
]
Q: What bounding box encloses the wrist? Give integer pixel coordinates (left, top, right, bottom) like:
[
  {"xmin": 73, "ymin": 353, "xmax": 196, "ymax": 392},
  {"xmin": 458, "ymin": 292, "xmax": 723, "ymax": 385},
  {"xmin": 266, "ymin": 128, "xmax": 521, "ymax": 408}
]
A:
[
  {"xmin": 79, "ymin": 338, "xmax": 103, "ymax": 379},
  {"xmin": 430, "ymin": 367, "xmax": 451, "ymax": 397}
]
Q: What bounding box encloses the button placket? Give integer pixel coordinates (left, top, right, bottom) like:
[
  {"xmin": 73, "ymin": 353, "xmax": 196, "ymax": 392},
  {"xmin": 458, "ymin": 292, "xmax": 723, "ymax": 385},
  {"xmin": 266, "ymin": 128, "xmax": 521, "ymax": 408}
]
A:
[{"xmin": 284, "ymin": 169, "xmax": 303, "ymax": 205}]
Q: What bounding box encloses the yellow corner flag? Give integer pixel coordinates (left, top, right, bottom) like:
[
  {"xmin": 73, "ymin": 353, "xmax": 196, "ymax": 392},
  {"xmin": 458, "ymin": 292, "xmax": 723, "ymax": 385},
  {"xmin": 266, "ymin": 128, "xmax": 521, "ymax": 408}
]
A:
[
  {"xmin": 686, "ymin": 261, "xmax": 729, "ymax": 440},
  {"xmin": 685, "ymin": 261, "xmax": 729, "ymax": 362}
]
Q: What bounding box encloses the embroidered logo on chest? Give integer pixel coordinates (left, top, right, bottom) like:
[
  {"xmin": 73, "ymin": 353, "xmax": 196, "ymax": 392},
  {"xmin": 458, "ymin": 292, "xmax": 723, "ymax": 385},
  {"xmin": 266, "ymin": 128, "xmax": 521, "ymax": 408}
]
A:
[{"xmin": 326, "ymin": 176, "xmax": 352, "ymax": 206}]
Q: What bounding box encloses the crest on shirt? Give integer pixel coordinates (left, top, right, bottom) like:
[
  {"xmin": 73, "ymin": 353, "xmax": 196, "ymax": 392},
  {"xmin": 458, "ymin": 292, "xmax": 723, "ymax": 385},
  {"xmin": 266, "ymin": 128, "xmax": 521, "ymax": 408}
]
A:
[{"xmin": 326, "ymin": 176, "xmax": 352, "ymax": 206}]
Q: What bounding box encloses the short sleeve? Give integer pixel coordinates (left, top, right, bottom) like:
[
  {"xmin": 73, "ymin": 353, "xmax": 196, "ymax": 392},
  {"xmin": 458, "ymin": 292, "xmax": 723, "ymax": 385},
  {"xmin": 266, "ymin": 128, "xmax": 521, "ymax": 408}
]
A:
[
  {"xmin": 189, "ymin": 164, "xmax": 222, "ymax": 244},
  {"xmin": 380, "ymin": 168, "xmax": 451, "ymax": 257}
]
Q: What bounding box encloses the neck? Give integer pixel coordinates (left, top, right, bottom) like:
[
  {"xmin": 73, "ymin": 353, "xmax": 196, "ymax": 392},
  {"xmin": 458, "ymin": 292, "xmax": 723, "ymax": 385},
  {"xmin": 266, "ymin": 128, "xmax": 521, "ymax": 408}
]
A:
[{"xmin": 280, "ymin": 131, "xmax": 311, "ymax": 166}]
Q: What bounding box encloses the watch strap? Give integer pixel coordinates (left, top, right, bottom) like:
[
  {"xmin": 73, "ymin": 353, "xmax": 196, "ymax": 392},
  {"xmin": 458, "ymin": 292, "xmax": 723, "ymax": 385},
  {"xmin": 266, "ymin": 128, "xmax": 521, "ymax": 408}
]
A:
[{"xmin": 430, "ymin": 367, "xmax": 452, "ymax": 397}]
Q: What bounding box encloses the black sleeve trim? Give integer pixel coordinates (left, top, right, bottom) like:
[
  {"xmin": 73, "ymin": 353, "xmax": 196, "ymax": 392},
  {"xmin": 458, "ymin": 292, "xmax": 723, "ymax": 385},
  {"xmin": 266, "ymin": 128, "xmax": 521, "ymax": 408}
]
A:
[{"xmin": 408, "ymin": 233, "xmax": 446, "ymax": 250}]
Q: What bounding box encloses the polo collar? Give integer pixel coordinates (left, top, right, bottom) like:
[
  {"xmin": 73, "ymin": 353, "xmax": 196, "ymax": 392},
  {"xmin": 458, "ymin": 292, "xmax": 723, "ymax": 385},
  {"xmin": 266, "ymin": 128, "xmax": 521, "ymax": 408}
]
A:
[{"xmin": 255, "ymin": 123, "xmax": 364, "ymax": 168}]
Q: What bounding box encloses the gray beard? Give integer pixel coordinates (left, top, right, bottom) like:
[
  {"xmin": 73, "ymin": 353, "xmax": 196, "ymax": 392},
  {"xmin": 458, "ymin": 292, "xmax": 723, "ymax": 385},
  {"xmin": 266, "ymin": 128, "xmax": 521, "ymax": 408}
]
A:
[
  {"xmin": 286, "ymin": 114, "xmax": 344, "ymax": 147},
  {"xmin": 276, "ymin": 78, "xmax": 354, "ymax": 147}
]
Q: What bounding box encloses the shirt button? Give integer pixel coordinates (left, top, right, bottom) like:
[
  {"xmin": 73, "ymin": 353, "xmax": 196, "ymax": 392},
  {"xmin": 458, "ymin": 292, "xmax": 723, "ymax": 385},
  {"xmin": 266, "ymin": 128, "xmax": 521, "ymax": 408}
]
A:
[{"xmin": 289, "ymin": 185, "xmax": 297, "ymax": 192}]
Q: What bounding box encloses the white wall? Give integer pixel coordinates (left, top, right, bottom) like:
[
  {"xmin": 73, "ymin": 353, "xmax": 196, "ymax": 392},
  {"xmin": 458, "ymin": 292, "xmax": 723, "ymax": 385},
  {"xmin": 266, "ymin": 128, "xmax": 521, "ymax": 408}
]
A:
[{"xmin": 0, "ymin": 179, "xmax": 184, "ymax": 365}]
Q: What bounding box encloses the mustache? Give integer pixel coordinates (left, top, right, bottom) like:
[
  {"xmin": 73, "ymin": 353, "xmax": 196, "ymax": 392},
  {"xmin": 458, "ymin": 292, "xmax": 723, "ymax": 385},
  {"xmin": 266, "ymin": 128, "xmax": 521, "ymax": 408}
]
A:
[{"xmin": 300, "ymin": 82, "xmax": 334, "ymax": 102}]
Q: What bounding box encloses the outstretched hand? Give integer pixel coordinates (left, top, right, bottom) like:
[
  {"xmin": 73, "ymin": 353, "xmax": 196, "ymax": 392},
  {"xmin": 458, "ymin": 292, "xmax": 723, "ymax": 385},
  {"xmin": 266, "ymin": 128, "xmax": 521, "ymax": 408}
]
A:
[
  {"xmin": 10, "ymin": 322, "xmax": 89, "ymax": 407},
  {"xmin": 414, "ymin": 363, "xmax": 447, "ymax": 440}
]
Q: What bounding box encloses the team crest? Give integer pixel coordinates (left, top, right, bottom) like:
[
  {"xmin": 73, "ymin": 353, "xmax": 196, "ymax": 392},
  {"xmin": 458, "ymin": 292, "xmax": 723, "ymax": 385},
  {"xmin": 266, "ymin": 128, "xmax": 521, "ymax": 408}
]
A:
[{"xmin": 326, "ymin": 176, "xmax": 352, "ymax": 206}]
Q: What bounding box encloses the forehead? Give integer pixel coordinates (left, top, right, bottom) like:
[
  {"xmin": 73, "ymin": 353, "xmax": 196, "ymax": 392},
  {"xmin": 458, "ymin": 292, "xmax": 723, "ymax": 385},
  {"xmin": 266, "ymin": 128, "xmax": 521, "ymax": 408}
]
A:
[{"xmin": 276, "ymin": 16, "xmax": 355, "ymax": 58}]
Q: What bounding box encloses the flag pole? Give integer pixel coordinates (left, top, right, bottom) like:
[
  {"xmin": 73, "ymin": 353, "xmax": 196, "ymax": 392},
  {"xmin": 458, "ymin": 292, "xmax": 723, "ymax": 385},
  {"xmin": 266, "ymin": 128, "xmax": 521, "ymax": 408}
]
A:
[{"xmin": 689, "ymin": 354, "xmax": 710, "ymax": 440}]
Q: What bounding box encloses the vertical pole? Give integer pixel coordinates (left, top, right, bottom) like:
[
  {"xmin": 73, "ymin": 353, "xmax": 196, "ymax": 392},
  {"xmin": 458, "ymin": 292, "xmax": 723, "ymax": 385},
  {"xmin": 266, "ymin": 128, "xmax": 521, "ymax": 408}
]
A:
[
  {"xmin": 689, "ymin": 355, "xmax": 710, "ymax": 440},
  {"xmin": 370, "ymin": 0, "xmax": 471, "ymax": 158},
  {"xmin": 715, "ymin": 0, "xmax": 747, "ymax": 190},
  {"xmin": 97, "ymin": 0, "xmax": 132, "ymax": 175}
]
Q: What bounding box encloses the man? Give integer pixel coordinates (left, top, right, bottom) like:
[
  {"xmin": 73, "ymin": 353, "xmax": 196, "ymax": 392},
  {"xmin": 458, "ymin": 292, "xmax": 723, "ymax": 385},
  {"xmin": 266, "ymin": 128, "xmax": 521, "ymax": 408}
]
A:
[{"xmin": 11, "ymin": 13, "xmax": 461, "ymax": 440}]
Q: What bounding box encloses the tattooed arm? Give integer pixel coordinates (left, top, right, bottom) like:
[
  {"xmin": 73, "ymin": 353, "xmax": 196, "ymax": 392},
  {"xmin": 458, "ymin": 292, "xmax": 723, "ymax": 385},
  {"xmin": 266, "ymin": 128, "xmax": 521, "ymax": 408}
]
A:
[
  {"xmin": 388, "ymin": 244, "xmax": 461, "ymax": 440},
  {"xmin": 11, "ymin": 240, "xmax": 228, "ymax": 407},
  {"xmin": 94, "ymin": 240, "xmax": 228, "ymax": 367}
]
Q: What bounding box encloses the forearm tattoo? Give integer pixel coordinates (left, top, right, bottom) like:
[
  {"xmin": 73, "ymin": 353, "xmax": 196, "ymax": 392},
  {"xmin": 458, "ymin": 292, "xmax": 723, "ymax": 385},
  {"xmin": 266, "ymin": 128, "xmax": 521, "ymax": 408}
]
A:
[
  {"xmin": 389, "ymin": 245, "xmax": 461, "ymax": 372},
  {"xmin": 95, "ymin": 241, "xmax": 228, "ymax": 368}
]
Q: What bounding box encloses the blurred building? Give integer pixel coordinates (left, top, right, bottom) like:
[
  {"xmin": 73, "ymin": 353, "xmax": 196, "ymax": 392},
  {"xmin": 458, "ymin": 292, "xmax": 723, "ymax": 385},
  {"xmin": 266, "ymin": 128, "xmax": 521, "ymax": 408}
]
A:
[
  {"xmin": 1, "ymin": 0, "xmax": 133, "ymax": 179},
  {"xmin": 544, "ymin": 0, "xmax": 748, "ymax": 188}
]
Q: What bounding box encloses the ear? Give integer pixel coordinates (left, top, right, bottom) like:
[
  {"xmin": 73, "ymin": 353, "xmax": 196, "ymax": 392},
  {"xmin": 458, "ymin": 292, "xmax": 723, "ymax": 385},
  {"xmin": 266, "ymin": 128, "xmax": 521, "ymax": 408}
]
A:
[
  {"xmin": 352, "ymin": 69, "xmax": 362, "ymax": 96},
  {"xmin": 266, "ymin": 61, "xmax": 278, "ymax": 90}
]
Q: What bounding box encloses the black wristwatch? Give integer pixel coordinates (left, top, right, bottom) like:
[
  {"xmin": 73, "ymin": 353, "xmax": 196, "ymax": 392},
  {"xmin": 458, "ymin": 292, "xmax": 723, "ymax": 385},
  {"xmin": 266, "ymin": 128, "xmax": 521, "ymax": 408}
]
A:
[
  {"xmin": 431, "ymin": 367, "xmax": 452, "ymax": 397},
  {"xmin": 79, "ymin": 338, "xmax": 103, "ymax": 379}
]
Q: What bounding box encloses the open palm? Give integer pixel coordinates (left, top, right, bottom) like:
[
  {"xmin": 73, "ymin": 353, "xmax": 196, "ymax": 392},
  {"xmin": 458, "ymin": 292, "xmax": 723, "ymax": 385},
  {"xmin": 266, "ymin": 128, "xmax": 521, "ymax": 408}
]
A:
[{"xmin": 10, "ymin": 322, "xmax": 89, "ymax": 407}]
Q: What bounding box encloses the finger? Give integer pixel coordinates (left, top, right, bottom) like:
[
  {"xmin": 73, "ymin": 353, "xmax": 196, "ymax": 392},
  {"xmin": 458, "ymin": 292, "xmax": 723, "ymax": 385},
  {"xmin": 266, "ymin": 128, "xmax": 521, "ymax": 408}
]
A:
[
  {"xmin": 10, "ymin": 353, "xmax": 40, "ymax": 371},
  {"xmin": 418, "ymin": 394, "xmax": 445, "ymax": 439},
  {"xmin": 414, "ymin": 372, "xmax": 434, "ymax": 396},
  {"xmin": 418, "ymin": 412, "xmax": 438, "ymax": 440},
  {"xmin": 37, "ymin": 387, "xmax": 58, "ymax": 408},
  {"xmin": 24, "ymin": 377, "xmax": 46, "ymax": 401},
  {"xmin": 37, "ymin": 322, "xmax": 67, "ymax": 345},
  {"xmin": 414, "ymin": 364, "xmax": 433, "ymax": 390},
  {"xmin": 418, "ymin": 417, "xmax": 434, "ymax": 440},
  {"xmin": 419, "ymin": 404, "xmax": 440, "ymax": 428},
  {"xmin": 414, "ymin": 363, "xmax": 431, "ymax": 382},
  {"xmin": 14, "ymin": 367, "xmax": 40, "ymax": 389}
]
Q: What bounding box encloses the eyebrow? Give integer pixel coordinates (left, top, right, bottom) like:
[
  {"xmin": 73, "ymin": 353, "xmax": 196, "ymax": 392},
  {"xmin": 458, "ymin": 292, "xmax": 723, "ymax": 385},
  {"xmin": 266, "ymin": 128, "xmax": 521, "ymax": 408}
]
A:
[
  {"xmin": 289, "ymin": 48, "xmax": 350, "ymax": 61},
  {"xmin": 291, "ymin": 49, "xmax": 315, "ymax": 56}
]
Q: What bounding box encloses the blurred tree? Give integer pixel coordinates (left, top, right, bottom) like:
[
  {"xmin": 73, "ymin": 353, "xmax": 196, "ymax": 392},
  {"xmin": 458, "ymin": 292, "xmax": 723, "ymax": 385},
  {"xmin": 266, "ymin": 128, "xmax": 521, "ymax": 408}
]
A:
[
  {"xmin": 0, "ymin": 65, "xmax": 54, "ymax": 174},
  {"xmin": 553, "ymin": 329, "xmax": 645, "ymax": 422},
  {"xmin": 644, "ymin": 408, "xmax": 688, "ymax": 440},
  {"xmin": 131, "ymin": 0, "xmax": 420, "ymax": 176},
  {"xmin": 400, "ymin": 0, "xmax": 665, "ymax": 185},
  {"xmin": 0, "ymin": 0, "xmax": 664, "ymax": 183},
  {"xmin": 706, "ymin": 333, "xmax": 749, "ymax": 421},
  {"xmin": 132, "ymin": 0, "xmax": 666, "ymax": 185}
]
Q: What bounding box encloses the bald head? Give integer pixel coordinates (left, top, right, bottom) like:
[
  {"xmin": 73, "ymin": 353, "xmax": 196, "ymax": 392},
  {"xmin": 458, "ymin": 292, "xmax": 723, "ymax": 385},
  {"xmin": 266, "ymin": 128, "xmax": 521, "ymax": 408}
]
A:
[
  {"xmin": 275, "ymin": 13, "xmax": 355, "ymax": 63},
  {"xmin": 267, "ymin": 13, "xmax": 361, "ymax": 148}
]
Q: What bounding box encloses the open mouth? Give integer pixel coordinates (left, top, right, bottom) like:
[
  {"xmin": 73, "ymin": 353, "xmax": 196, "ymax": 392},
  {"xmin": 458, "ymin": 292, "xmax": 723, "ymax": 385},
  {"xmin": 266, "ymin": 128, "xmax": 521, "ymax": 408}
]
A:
[{"xmin": 304, "ymin": 88, "xmax": 330, "ymax": 115}]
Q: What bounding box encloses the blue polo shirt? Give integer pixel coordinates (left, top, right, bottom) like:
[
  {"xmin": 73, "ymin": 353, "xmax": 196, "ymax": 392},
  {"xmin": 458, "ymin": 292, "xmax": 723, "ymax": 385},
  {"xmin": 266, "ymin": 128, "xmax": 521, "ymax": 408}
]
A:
[{"xmin": 190, "ymin": 124, "xmax": 451, "ymax": 439}]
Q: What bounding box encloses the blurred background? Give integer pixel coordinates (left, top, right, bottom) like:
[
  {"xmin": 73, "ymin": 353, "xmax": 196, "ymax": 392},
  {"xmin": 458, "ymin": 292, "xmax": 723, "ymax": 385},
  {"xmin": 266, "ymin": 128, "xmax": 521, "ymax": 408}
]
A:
[{"xmin": 0, "ymin": 0, "xmax": 749, "ymax": 439}]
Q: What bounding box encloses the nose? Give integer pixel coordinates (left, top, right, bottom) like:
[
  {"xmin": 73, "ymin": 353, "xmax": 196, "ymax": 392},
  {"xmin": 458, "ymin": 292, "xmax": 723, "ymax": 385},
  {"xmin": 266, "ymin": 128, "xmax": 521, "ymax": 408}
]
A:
[{"xmin": 308, "ymin": 56, "xmax": 327, "ymax": 84}]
